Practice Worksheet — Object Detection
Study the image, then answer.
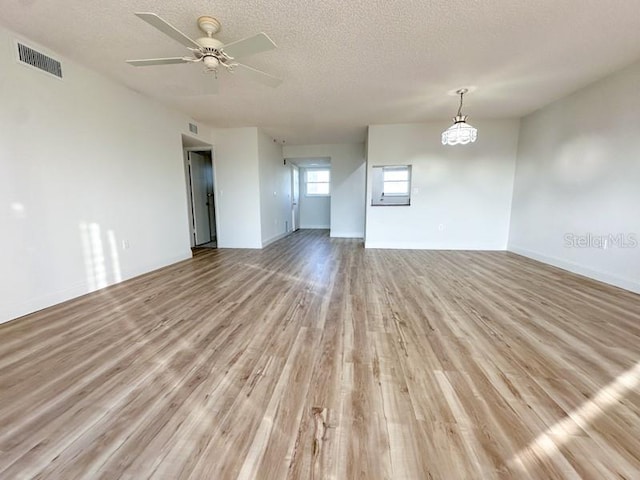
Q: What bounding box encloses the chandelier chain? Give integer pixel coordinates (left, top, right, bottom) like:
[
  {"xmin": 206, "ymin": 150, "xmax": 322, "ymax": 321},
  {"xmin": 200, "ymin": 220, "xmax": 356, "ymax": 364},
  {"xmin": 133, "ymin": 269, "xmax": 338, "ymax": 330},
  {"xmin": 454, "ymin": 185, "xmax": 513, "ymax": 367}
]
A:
[{"xmin": 457, "ymin": 91, "xmax": 464, "ymax": 117}]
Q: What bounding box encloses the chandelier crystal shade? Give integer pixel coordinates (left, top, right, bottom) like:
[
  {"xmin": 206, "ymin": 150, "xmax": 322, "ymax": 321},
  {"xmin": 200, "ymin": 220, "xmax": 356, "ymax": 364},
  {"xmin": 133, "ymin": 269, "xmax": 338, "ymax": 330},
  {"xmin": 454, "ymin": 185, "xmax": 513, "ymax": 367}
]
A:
[{"xmin": 442, "ymin": 89, "xmax": 477, "ymax": 146}]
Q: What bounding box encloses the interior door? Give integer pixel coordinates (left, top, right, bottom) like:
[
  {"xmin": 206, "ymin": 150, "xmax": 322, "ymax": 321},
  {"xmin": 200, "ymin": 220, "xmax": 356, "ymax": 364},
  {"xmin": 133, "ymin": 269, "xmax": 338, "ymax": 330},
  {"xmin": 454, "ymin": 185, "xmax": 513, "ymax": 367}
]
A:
[
  {"xmin": 189, "ymin": 151, "xmax": 212, "ymax": 245},
  {"xmin": 291, "ymin": 165, "xmax": 300, "ymax": 231},
  {"xmin": 204, "ymin": 158, "xmax": 216, "ymax": 241}
]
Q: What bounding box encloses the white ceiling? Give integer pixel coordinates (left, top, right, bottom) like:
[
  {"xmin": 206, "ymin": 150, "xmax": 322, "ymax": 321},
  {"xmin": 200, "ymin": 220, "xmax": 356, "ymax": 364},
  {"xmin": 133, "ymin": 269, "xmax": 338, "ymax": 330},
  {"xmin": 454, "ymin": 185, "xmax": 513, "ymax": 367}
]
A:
[{"xmin": 2, "ymin": 1, "xmax": 640, "ymax": 145}]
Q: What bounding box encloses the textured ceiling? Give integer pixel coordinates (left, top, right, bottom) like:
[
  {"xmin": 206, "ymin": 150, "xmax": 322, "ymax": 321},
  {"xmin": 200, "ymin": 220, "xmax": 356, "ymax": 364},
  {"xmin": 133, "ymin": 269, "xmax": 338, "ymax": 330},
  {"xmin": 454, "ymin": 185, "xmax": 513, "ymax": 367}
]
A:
[{"xmin": 2, "ymin": 0, "xmax": 640, "ymax": 144}]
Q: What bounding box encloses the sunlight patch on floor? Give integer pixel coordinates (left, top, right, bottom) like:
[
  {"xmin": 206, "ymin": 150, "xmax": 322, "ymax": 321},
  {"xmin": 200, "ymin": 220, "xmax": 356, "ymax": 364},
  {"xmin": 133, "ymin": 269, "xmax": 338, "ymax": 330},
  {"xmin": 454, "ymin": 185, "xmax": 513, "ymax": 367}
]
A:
[{"xmin": 510, "ymin": 361, "xmax": 640, "ymax": 472}]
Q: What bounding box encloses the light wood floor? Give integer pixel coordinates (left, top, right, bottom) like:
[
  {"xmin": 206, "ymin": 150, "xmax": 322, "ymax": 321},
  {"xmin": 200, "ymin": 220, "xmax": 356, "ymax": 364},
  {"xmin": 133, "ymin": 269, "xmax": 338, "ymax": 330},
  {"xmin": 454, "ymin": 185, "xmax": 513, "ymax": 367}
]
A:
[{"xmin": 1, "ymin": 230, "xmax": 639, "ymax": 479}]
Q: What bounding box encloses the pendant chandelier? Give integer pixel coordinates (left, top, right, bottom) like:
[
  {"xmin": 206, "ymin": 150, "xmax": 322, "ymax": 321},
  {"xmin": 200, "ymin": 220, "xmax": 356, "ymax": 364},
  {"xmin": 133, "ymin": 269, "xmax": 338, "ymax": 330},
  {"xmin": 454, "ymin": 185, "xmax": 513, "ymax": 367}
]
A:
[{"xmin": 441, "ymin": 88, "xmax": 477, "ymax": 146}]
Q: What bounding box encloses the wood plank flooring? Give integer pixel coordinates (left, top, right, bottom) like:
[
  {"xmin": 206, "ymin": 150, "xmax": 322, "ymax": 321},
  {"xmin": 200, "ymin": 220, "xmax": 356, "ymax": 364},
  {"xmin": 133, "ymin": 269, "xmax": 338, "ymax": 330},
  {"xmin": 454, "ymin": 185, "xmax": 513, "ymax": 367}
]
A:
[{"xmin": 1, "ymin": 229, "xmax": 639, "ymax": 479}]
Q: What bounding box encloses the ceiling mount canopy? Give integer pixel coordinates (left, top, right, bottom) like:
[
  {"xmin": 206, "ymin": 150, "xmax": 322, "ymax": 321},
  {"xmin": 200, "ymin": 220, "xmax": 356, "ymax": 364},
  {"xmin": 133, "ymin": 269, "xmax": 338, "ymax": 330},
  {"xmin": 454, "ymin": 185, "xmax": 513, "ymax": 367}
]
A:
[{"xmin": 441, "ymin": 88, "xmax": 478, "ymax": 146}]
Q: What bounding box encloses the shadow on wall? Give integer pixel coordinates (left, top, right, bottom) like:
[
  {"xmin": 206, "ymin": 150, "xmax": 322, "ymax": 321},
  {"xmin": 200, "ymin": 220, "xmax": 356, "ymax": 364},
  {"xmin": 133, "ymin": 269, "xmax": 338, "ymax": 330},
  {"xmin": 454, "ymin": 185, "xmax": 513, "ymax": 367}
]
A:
[{"xmin": 79, "ymin": 222, "xmax": 122, "ymax": 292}]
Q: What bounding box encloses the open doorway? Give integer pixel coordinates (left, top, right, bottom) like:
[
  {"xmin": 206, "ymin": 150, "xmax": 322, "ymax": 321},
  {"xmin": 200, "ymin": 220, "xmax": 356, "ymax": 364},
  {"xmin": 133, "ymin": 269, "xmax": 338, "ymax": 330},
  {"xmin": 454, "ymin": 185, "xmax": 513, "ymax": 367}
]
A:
[
  {"xmin": 188, "ymin": 150, "xmax": 216, "ymax": 246},
  {"xmin": 285, "ymin": 157, "xmax": 331, "ymax": 231},
  {"xmin": 182, "ymin": 135, "xmax": 218, "ymax": 249}
]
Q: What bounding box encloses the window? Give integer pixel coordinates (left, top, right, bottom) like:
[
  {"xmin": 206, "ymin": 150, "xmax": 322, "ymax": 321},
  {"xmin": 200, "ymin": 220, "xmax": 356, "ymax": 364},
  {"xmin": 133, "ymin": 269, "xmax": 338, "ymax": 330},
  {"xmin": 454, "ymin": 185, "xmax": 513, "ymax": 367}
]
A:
[
  {"xmin": 306, "ymin": 169, "xmax": 330, "ymax": 196},
  {"xmin": 371, "ymin": 165, "xmax": 411, "ymax": 206},
  {"xmin": 382, "ymin": 167, "xmax": 410, "ymax": 196}
]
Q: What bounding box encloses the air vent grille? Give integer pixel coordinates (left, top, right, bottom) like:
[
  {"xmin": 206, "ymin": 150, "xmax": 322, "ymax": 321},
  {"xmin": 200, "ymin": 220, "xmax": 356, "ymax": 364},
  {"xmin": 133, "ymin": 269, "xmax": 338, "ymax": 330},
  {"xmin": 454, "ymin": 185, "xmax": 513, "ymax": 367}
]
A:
[
  {"xmin": 189, "ymin": 123, "xmax": 198, "ymax": 135},
  {"xmin": 16, "ymin": 42, "xmax": 63, "ymax": 78}
]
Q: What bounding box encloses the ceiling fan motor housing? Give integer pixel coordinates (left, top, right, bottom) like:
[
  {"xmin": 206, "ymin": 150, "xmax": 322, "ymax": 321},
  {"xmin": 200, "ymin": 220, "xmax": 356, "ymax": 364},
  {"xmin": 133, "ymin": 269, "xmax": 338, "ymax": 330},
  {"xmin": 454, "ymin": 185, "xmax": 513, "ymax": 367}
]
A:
[
  {"xmin": 196, "ymin": 36, "xmax": 232, "ymax": 71},
  {"xmin": 197, "ymin": 36, "xmax": 224, "ymax": 52}
]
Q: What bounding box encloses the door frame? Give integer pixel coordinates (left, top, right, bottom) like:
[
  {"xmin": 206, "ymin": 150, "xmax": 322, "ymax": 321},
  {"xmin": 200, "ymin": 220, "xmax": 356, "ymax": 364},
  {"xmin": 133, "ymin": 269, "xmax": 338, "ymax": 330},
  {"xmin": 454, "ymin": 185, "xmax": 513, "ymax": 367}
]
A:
[
  {"xmin": 183, "ymin": 146, "xmax": 220, "ymax": 248},
  {"xmin": 291, "ymin": 163, "xmax": 300, "ymax": 231}
]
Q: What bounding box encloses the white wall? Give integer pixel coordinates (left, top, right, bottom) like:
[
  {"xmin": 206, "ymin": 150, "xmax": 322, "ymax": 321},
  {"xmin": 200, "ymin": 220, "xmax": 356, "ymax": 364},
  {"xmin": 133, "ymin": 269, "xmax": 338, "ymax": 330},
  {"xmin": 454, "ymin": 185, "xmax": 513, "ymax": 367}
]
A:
[
  {"xmin": 257, "ymin": 130, "xmax": 289, "ymax": 246},
  {"xmin": 0, "ymin": 26, "xmax": 204, "ymax": 323},
  {"xmin": 210, "ymin": 127, "xmax": 262, "ymax": 249},
  {"xmin": 298, "ymin": 167, "xmax": 331, "ymax": 229},
  {"xmin": 283, "ymin": 144, "xmax": 366, "ymax": 237},
  {"xmin": 509, "ymin": 61, "xmax": 640, "ymax": 293},
  {"xmin": 365, "ymin": 121, "xmax": 520, "ymax": 249}
]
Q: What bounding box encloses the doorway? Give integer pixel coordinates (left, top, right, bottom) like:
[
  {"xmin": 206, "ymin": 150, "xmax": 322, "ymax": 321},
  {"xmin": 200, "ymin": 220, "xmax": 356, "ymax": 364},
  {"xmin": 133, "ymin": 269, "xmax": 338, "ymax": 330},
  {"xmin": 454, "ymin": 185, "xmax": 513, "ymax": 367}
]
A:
[
  {"xmin": 182, "ymin": 133, "xmax": 218, "ymax": 249},
  {"xmin": 187, "ymin": 150, "xmax": 216, "ymax": 247},
  {"xmin": 291, "ymin": 164, "xmax": 300, "ymax": 231},
  {"xmin": 286, "ymin": 157, "xmax": 331, "ymax": 231}
]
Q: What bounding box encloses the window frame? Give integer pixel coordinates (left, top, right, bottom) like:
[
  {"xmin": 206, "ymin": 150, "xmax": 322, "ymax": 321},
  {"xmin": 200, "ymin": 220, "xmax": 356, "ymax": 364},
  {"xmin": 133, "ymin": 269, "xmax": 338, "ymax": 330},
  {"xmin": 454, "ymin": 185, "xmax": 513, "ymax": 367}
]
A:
[
  {"xmin": 305, "ymin": 168, "xmax": 331, "ymax": 197},
  {"xmin": 381, "ymin": 166, "xmax": 411, "ymax": 197},
  {"xmin": 371, "ymin": 165, "xmax": 412, "ymax": 206}
]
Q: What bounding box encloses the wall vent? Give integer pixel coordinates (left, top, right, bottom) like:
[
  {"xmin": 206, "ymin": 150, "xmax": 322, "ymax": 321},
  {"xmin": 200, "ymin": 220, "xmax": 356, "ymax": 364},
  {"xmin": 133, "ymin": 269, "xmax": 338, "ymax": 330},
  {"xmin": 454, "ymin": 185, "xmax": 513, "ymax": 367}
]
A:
[
  {"xmin": 16, "ymin": 42, "xmax": 63, "ymax": 79},
  {"xmin": 189, "ymin": 123, "xmax": 198, "ymax": 135}
]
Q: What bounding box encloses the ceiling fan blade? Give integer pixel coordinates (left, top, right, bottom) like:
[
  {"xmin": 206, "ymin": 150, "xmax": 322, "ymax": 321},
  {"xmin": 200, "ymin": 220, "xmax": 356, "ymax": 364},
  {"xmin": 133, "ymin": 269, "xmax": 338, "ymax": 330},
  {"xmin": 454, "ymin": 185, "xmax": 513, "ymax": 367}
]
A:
[
  {"xmin": 222, "ymin": 33, "xmax": 277, "ymax": 59},
  {"xmin": 134, "ymin": 12, "xmax": 201, "ymax": 50},
  {"xmin": 126, "ymin": 57, "xmax": 189, "ymax": 66},
  {"xmin": 233, "ymin": 63, "xmax": 282, "ymax": 88}
]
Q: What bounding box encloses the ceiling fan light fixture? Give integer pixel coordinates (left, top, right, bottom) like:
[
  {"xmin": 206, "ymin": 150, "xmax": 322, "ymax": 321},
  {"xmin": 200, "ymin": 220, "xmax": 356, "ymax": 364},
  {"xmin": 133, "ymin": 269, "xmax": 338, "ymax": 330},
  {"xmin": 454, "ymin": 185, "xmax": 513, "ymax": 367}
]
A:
[
  {"xmin": 203, "ymin": 56, "xmax": 220, "ymax": 70},
  {"xmin": 442, "ymin": 88, "xmax": 478, "ymax": 146}
]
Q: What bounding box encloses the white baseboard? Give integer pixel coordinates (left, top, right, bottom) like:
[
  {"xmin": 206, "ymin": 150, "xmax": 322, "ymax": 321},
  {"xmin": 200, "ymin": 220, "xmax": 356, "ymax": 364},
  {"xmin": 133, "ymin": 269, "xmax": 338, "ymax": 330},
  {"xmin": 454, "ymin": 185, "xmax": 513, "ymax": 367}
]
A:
[
  {"xmin": 299, "ymin": 224, "xmax": 330, "ymax": 229},
  {"xmin": 262, "ymin": 231, "xmax": 290, "ymax": 247},
  {"xmin": 364, "ymin": 241, "xmax": 506, "ymax": 250},
  {"xmin": 0, "ymin": 251, "xmax": 193, "ymax": 325},
  {"xmin": 330, "ymin": 231, "xmax": 364, "ymax": 239},
  {"xmin": 508, "ymin": 245, "xmax": 640, "ymax": 294},
  {"xmin": 1, "ymin": 280, "xmax": 93, "ymax": 326}
]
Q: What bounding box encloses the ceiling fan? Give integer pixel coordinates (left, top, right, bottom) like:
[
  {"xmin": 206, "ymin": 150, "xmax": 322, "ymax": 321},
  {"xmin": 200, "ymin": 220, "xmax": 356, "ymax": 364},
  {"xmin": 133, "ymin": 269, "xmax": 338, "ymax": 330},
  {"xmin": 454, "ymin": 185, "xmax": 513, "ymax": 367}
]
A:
[{"xmin": 126, "ymin": 13, "xmax": 282, "ymax": 93}]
